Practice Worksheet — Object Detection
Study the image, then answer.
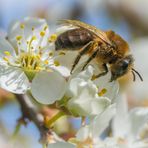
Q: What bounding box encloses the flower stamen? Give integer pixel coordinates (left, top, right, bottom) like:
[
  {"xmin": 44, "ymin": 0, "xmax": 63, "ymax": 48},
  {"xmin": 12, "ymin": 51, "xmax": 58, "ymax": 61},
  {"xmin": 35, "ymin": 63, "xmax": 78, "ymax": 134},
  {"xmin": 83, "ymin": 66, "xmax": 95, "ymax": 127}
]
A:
[
  {"xmin": 20, "ymin": 23, "xmax": 25, "ymax": 29},
  {"xmin": 28, "ymin": 36, "xmax": 37, "ymax": 52},
  {"xmin": 3, "ymin": 57, "xmax": 9, "ymax": 62},
  {"xmin": 98, "ymin": 88, "xmax": 107, "ymax": 96},
  {"xmin": 54, "ymin": 60, "xmax": 60, "ymax": 66},
  {"xmin": 48, "ymin": 34, "xmax": 57, "ymax": 43},
  {"xmin": 4, "ymin": 51, "xmax": 11, "ymax": 56}
]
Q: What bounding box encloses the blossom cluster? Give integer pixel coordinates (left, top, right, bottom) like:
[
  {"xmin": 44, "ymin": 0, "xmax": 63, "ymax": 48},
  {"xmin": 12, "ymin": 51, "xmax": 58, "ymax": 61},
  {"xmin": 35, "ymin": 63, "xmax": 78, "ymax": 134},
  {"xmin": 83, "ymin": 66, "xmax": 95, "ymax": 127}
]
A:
[{"xmin": 0, "ymin": 17, "xmax": 148, "ymax": 148}]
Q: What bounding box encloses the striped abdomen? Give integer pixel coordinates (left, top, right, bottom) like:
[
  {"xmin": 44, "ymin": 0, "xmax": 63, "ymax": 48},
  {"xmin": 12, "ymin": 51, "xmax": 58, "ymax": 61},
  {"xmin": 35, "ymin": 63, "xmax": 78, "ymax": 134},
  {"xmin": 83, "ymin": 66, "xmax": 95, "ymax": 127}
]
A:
[{"xmin": 55, "ymin": 28, "xmax": 93, "ymax": 50}]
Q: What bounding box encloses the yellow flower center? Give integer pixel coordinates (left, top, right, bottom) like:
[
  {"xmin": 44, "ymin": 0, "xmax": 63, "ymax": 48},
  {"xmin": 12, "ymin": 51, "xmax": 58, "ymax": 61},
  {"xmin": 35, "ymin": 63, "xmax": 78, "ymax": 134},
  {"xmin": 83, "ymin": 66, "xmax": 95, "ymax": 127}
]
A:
[
  {"xmin": 2, "ymin": 24, "xmax": 64, "ymax": 81},
  {"xmin": 17, "ymin": 53, "xmax": 43, "ymax": 81},
  {"xmin": 19, "ymin": 53, "xmax": 41, "ymax": 70}
]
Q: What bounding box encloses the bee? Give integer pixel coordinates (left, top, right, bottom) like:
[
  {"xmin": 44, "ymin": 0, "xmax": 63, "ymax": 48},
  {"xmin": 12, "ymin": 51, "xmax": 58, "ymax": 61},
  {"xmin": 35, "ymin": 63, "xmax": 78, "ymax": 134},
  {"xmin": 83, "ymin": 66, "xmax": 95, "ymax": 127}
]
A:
[{"xmin": 55, "ymin": 19, "xmax": 143, "ymax": 82}]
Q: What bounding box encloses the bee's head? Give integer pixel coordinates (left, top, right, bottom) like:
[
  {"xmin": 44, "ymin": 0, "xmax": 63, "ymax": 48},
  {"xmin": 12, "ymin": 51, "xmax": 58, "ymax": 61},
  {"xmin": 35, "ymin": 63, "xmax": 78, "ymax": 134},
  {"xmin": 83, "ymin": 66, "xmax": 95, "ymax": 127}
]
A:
[{"xmin": 110, "ymin": 55, "xmax": 134, "ymax": 82}]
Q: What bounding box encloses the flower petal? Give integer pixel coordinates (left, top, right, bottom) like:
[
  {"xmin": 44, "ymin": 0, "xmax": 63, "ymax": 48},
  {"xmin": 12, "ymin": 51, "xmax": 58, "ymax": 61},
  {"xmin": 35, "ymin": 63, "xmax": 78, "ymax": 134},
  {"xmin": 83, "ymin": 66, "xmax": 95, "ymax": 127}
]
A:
[
  {"xmin": 91, "ymin": 104, "xmax": 116, "ymax": 138},
  {"xmin": 67, "ymin": 80, "xmax": 98, "ymax": 116},
  {"xmin": 112, "ymin": 93, "xmax": 130, "ymax": 138},
  {"xmin": 48, "ymin": 142, "xmax": 76, "ymax": 148},
  {"xmin": 132, "ymin": 139, "xmax": 148, "ymax": 148},
  {"xmin": 0, "ymin": 65, "xmax": 29, "ymax": 94},
  {"xmin": 94, "ymin": 73, "xmax": 119, "ymax": 101},
  {"xmin": 31, "ymin": 70, "xmax": 67, "ymax": 104},
  {"xmin": 76, "ymin": 125, "xmax": 90, "ymax": 141},
  {"xmin": 68, "ymin": 78, "xmax": 84, "ymax": 97},
  {"xmin": 8, "ymin": 17, "xmax": 49, "ymax": 52},
  {"xmin": 0, "ymin": 37, "xmax": 15, "ymax": 63},
  {"xmin": 51, "ymin": 65, "xmax": 70, "ymax": 77},
  {"xmin": 67, "ymin": 65, "xmax": 111, "ymax": 117},
  {"xmin": 55, "ymin": 51, "xmax": 88, "ymax": 75},
  {"xmin": 72, "ymin": 65, "xmax": 94, "ymax": 81},
  {"xmin": 128, "ymin": 107, "xmax": 148, "ymax": 139},
  {"xmin": 91, "ymin": 97, "xmax": 111, "ymax": 116}
]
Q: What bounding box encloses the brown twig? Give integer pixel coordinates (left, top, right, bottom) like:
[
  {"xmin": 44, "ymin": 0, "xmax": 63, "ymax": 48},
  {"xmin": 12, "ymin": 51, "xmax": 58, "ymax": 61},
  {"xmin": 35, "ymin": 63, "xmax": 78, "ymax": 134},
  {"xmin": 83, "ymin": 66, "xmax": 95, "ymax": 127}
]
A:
[{"xmin": 15, "ymin": 94, "xmax": 61, "ymax": 145}]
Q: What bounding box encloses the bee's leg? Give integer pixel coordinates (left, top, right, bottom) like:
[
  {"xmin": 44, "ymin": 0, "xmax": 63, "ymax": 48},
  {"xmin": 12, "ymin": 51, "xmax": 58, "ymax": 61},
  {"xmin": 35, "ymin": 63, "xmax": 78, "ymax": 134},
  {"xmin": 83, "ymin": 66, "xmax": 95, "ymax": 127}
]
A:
[
  {"xmin": 81, "ymin": 48, "xmax": 99, "ymax": 71},
  {"xmin": 71, "ymin": 41, "xmax": 94, "ymax": 74},
  {"xmin": 94, "ymin": 64, "xmax": 108, "ymax": 79}
]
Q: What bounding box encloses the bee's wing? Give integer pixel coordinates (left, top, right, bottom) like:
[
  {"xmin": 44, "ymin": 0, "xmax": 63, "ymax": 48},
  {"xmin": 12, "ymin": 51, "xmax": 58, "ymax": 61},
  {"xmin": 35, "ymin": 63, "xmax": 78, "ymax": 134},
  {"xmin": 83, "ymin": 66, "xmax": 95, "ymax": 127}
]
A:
[{"xmin": 58, "ymin": 19, "xmax": 112, "ymax": 45}]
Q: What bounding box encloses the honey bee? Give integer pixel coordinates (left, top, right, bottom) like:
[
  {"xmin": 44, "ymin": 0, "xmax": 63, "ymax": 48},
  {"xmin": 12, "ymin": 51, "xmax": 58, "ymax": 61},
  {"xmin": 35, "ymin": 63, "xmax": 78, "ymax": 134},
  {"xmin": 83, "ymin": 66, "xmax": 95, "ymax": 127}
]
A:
[{"xmin": 55, "ymin": 19, "xmax": 143, "ymax": 82}]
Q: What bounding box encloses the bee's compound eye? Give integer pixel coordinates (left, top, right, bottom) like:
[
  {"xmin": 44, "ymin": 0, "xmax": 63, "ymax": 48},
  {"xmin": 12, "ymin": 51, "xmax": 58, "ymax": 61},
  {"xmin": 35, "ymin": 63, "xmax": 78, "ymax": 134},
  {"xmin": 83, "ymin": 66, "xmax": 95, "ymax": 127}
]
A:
[{"xmin": 122, "ymin": 60, "xmax": 129, "ymax": 69}]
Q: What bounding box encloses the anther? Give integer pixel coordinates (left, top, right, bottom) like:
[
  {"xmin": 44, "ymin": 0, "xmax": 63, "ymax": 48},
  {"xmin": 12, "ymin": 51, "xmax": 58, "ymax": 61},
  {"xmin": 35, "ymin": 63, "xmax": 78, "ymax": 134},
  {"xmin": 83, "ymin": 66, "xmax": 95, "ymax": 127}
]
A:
[
  {"xmin": 98, "ymin": 88, "xmax": 107, "ymax": 96},
  {"xmin": 32, "ymin": 27, "xmax": 35, "ymax": 31},
  {"xmin": 4, "ymin": 51, "xmax": 11, "ymax": 56},
  {"xmin": 3, "ymin": 57, "xmax": 9, "ymax": 62},
  {"xmin": 59, "ymin": 51, "xmax": 66, "ymax": 55},
  {"xmin": 40, "ymin": 31, "xmax": 45, "ymax": 37},
  {"xmin": 91, "ymin": 74, "xmax": 97, "ymax": 81},
  {"xmin": 54, "ymin": 60, "xmax": 60, "ymax": 66},
  {"xmin": 35, "ymin": 66, "xmax": 42, "ymax": 71},
  {"xmin": 44, "ymin": 26, "xmax": 48, "ymax": 31},
  {"xmin": 16, "ymin": 36, "xmax": 22, "ymax": 41},
  {"xmin": 48, "ymin": 34, "xmax": 57, "ymax": 43},
  {"xmin": 44, "ymin": 60, "xmax": 49, "ymax": 65},
  {"xmin": 20, "ymin": 24, "xmax": 25, "ymax": 29},
  {"xmin": 49, "ymin": 52, "xmax": 53, "ymax": 57},
  {"xmin": 36, "ymin": 55, "xmax": 41, "ymax": 59}
]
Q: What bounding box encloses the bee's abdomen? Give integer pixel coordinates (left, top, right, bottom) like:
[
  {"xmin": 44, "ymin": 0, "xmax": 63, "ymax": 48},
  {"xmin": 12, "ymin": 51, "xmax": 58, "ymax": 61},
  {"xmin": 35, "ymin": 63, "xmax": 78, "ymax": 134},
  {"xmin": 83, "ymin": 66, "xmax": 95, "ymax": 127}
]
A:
[{"xmin": 55, "ymin": 28, "xmax": 93, "ymax": 50}]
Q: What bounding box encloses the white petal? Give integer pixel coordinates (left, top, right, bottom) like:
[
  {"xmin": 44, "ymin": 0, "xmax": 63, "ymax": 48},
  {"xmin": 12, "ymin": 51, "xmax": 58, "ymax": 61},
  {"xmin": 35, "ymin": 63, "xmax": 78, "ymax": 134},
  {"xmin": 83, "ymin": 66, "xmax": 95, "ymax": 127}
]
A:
[
  {"xmin": 91, "ymin": 97, "xmax": 111, "ymax": 116},
  {"xmin": 68, "ymin": 78, "xmax": 84, "ymax": 96},
  {"xmin": 94, "ymin": 73, "xmax": 119, "ymax": 101},
  {"xmin": 112, "ymin": 93, "xmax": 130, "ymax": 138},
  {"xmin": 132, "ymin": 140, "xmax": 148, "ymax": 148},
  {"xmin": 0, "ymin": 37, "xmax": 15, "ymax": 62},
  {"xmin": 103, "ymin": 138, "xmax": 119, "ymax": 148},
  {"xmin": 128, "ymin": 107, "xmax": 148, "ymax": 139},
  {"xmin": 48, "ymin": 142, "xmax": 76, "ymax": 148},
  {"xmin": 67, "ymin": 66, "xmax": 111, "ymax": 116},
  {"xmin": 52, "ymin": 65, "xmax": 70, "ymax": 77},
  {"xmin": 73, "ymin": 65, "xmax": 94, "ymax": 81},
  {"xmin": 8, "ymin": 17, "xmax": 49, "ymax": 52},
  {"xmin": 8, "ymin": 20, "xmax": 27, "ymax": 50},
  {"xmin": 8, "ymin": 17, "xmax": 48, "ymax": 39},
  {"xmin": 68, "ymin": 65, "xmax": 97, "ymax": 96},
  {"xmin": 76, "ymin": 125, "xmax": 90, "ymax": 141},
  {"xmin": 68, "ymin": 95, "xmax": 110, "ymax": 117},
  {"xmin": 0, "ymin": 65, "xmax": 29, "ymax": 94},
  {"xmin": 67, "ymin": 91, "xmax": 93, "ymax": 116},
  {"xmin": 67, "ymin": 80, "xmax": 98, "ymax": 116},
  {"xmin": 31, "ymin": 70, "xmax": 67, "ymax": 104},
  {"xmin": 91, "ymin": 104, "xmax": 116, "ymax": 138},
  {"xmin": 55, "ymin": 51, "xmax": 88, "ymax": 73}
]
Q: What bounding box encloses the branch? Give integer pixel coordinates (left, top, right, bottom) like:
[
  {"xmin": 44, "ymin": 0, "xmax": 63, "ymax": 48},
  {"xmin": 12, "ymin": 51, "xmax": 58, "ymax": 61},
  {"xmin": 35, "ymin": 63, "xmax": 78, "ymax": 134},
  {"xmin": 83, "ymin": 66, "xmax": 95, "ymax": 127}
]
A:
[{"xmin": 15, "ymin": 94, "xmax": 61, "ymax": 145}]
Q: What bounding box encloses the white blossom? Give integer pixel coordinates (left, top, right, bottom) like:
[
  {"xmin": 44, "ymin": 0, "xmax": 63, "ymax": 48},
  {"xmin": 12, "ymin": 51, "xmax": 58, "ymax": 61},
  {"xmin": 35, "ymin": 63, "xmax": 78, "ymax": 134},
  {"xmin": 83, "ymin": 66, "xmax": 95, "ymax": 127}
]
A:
[
  {"xmin": 48, "ymin": 104, "xmax": 116, "ymax": 148},
  {"xmin": 111, "ymin": 94, "xmax": 148, "ymax": 148},
  {"xmin": 0, "ymin": 17, "xmax": 66, "ymax": 104},
  {"xmin": 64, "ymin": 65, "xmax": 118, "ymax": 117}
]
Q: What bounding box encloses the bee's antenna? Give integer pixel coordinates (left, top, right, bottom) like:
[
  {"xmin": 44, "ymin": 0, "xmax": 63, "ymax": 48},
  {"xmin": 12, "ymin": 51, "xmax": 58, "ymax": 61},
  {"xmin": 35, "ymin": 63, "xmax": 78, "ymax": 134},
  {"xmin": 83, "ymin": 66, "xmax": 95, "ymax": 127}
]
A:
[
  {"xmin": 132, "ymin": 68, "xmax": 143, "ymax": 81},
  {"xmin": 132, "ymin": 71, "xmax": 136, "ymax": 81}
]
